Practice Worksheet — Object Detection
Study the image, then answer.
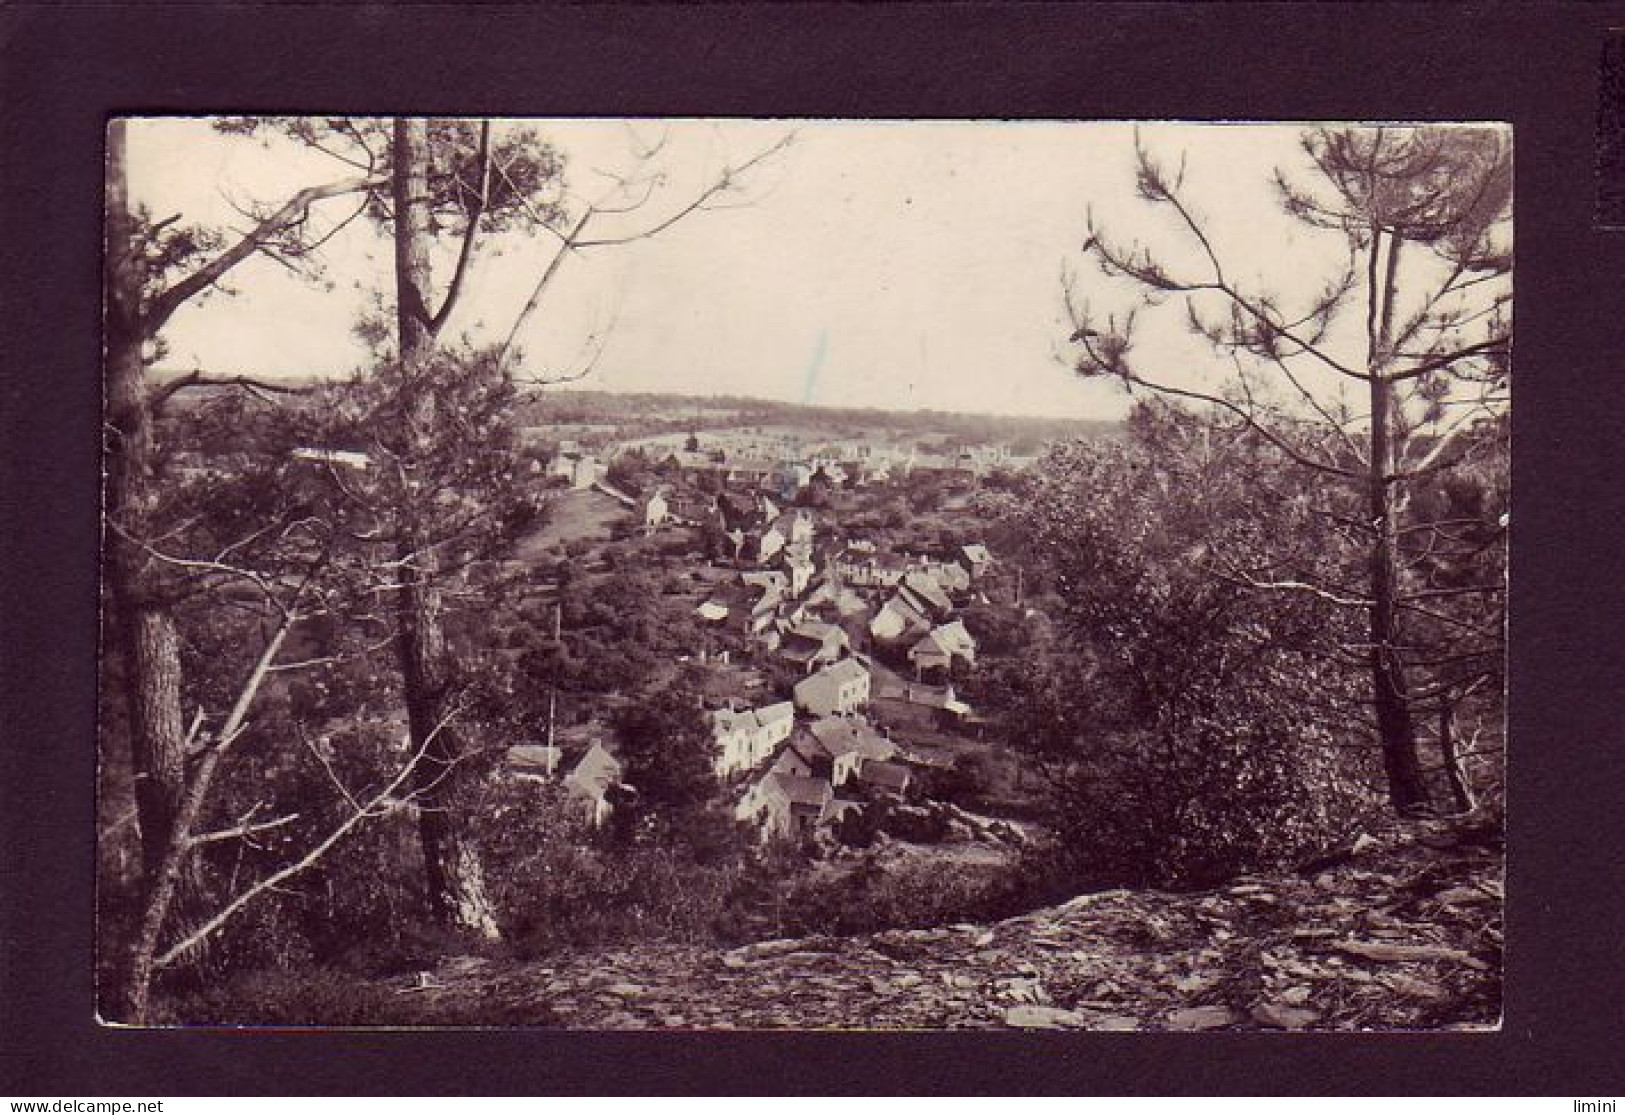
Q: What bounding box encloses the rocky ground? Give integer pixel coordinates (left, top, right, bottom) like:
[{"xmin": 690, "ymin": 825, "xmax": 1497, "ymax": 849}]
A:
[{"xmin": 381, "ymin": 813, "xmax": 1502, "ymax": 1030}]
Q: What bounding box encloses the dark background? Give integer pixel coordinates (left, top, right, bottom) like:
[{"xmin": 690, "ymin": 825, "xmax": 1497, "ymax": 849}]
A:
[{"xmin": 2, "ymin": 1, "xmax": 1622, "ymax": 1096}]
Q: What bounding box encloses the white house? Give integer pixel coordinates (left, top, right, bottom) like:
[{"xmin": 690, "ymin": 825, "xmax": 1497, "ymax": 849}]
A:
[
  {"xmin": 778, "ymin": 620, "xmax": 849, "ymax": 673},
  {"xmin": 793, "ymin": 657, "xmax": 871, "ymax": 717},
  {"xmin": 900, "ymin": 571, "xmax": 954, "ymax": 620},
  {"xmin": 640, "ymin": 489, "xmax": 669, "ymax": 528},
  {"xmin": 959, "ymin": 543, "xmax": 995, "ymax": 579},
  {"xmin": 563, "ymin": 742, "xmax": 622, "ymax": 827},
  {"xmin": 909, "ymin": 619, "xmax": 978, "ymax": 675},
  {"xmin": 869, "ymin": 592, "xmax": 933, "ymax": 644},
  {"xmin": 711, "ymin": 700, "xmax": 796, "ymax": 776},
  {"xmin": 735, "ymin": 771, "xmax": 833, "ymax": 842},
  {"xmin": 805, "ymin": 716, "xmax": 897, "ymax": 787}
]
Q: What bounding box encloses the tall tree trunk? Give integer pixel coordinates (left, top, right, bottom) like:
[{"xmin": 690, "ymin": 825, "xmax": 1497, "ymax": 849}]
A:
[
  {"xmin": 390, "ymin": 117, "xmax": 500, "ymax": 939},
  {"xmin": 103, "ymin": 122, "xmax": 208, "ymax": 999},
  {"xmin": 1365, "ymin": 226, "xmax": 1430, "ymax": 815}
]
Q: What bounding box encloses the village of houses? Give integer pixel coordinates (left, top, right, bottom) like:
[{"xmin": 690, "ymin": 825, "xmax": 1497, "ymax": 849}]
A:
[{"xmin": 503, "ymin": 415, "xmax": 1030, "ymax": 852}]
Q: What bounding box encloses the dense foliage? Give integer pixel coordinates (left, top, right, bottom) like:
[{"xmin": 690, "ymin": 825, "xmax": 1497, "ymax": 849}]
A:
[{"xmin": 981, "ymin": 404, "xmax": 1384, "ymax": 889}]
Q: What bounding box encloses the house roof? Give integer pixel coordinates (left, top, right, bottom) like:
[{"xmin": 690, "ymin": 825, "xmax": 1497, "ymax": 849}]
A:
[
  {"xmin": 961, "ymin": 543, "xmax": 993, "ymax": 566},
  {"xmin": 875, "ymin": 591, "xmax": 932, "ymax": 635},
  {"xmin": 751, "ymin": 587, "xmax": 782, "ymax": 618},
  {"xmin": 913, "ymin": 620, "xmax": 976, "ymax": 658},
  {"xmin": 902, "ymin": 571, "xmax": 953, "ymax": 614},
  {"xmin": 933, "ymin": 563, "xmax": 971, "ymax": 593},
  {"xmin": 507, "ymin": 744, "xmax": 562, "ymax": 770},
  {"xmin": 695, "ymin": 600, "xmax": 730, "ymax": 622},
  {"xmin": 786, "ymin": 733, "xmax": 833, "ymax": 767},
  {"xmin": 767, "ymin": 773, "xmax": 834, "ymax": 808},
  {"xmin": 566, "ymin": 742, "xmax": 621, "ymax": 797},
  {"xmin": 714, "ymin": 700, "xmax": 795, "ymax": 739},
  {"xmin": 811, "ymin": 657, "xmax": 869, "ymax": 687},
  {"xmin": 713, "ymin": 707, "xmax": 758, "ymax": 737},
  {"xmin": 859, "ymin": 760, "xmax": 912, "ymax": 792},
  {"xmin": 836, "ymin": 589, "xmax": 870, "ymax": 617},
  {"xmin": 757, "ymin": 701, "xmax": 795, "ymax": 728},
  {"xmin": 790, "ymin": 620, "xmax": 842, "ymax": 644},
  {"xmin": 904, "ymin": 684, "xmax": 973, "ymax": 716},
  {"xmin": 782, "ymin": 641, "xmax": 822, "ymax": 664},
  {"xmin": 793, "ymin": 658, "xmax": 870, "ymax": 707},
  {"xmin": 807, "ymin": 717, "xmax": 895, "ymax": 762}
]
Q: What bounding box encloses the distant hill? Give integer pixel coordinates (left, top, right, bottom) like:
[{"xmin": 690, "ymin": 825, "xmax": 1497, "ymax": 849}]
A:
[
  {"xmin": 146, "ymin": 373, "xmax": 1123, "ymax": 452},
  {"xmin": 514, "ymin": 388, "xmax": 1122, "ymax": 451}
]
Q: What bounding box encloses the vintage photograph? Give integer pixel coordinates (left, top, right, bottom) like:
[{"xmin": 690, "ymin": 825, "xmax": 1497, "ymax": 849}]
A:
[{"xmin": 100, "ymin": 117, "xmax": 1508, "ymax": 1029}]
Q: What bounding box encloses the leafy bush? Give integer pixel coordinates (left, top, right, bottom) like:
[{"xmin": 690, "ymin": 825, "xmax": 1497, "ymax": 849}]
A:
[
  {"xmin": 778, "ymin": 854, "xmax": 1032, "ymax": 937},
  {"xmin": 983, "ymin": 411, "xmax": 1382, "ymax": 890}
]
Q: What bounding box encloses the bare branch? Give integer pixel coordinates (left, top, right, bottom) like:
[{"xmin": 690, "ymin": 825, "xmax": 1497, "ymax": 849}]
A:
[
  {"xmin": 145, "ymin": 174, "xmax": 387, "ymax": 338},
  {"xmin": 189, "ymin": 812, "xmax": 299, "ymax": 847},
  {"xmin": 495, "ymin": 209, "xmax": 592, "ymax": 375},
  {"xmin": 155, "ymin": 711, "xmax": 458, "ymax": 970},
  {"xmin": 570, "ymin": 133, "xmax": 795, "ymax": 250},
  {"xmin": 428, "ymin": 119, "xmax": 492, "ymax": 339},
  {"xmin": 149, "ymin": 372, "xmax": 313, "ymax": 411}
]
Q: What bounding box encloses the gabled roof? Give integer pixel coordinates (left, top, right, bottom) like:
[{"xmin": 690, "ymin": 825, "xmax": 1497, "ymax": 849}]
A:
[
  {"xmin": 904, "ymin": 684, "xmax": 973, "ymax": 716},
  {"xmin": 789, "ymin": 619, "xmax": 842, "ymax": 644},
  {"xmin": 879, "ymin": 590, "xmax": 932, "ymax": 629},
  {"xmin": 507, "ymin": 744, "xmax": 562, "ymax": 771},
  {"xmin": 804, "ymin": 579, "xmax": 836, "ymax": 607},
  {"xmin": 712, "ymin": 707, "xmax": 759, "ymax": 737},
  {"xmin": 835, "ymin": 589, "xmax": 869, "ymax": 617},
  {"xmin": 786, "ymin": 732, "xmax": 833, "ymax": 767},
  {"xmin": 902, "ymin": 571, "xmax": 952, "ymax": 614},
  {"xmin": 807, "ymin": 717, "xmax": 895, "ymax": 762},
  {"xmin": 961, "ymin": 543, "xmax": 994, "ymax": 566},
  {"xmin": 756, "ymin": 701, "xmax": 795, "ymax": 728},
  {"xmin": 766, "ymin": 773, "xmax": 834, "ymax": 808},
  {"xmin": 566, "ymin": 742, "xmax": 621, "ymax": 797},
  {"xmin": 913, "ymin": 619, "xmax": 976, "ymax": 659},
  {"xmin": 751, "ymin": 587, "xmax": 783, "ymax": 618},
  {"xmin": 859, "ymin": 759, "xmax": 912, "ymax": 792},
  {"xmin": 714, "ymin": 700, "xmax": 795, "ymax": 739},
  {"xmin": 936, "ymin": 619, "xmax": 975, "ymax": 651},
  {"xmin": 808, "ymin": 656, "xmax": 869, "ymax": 688}
]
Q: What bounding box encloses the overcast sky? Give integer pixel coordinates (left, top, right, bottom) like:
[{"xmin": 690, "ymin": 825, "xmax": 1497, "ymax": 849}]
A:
[{"xmin": 127, "ymin": 118, "xmax": 1385, "ymax": 420}]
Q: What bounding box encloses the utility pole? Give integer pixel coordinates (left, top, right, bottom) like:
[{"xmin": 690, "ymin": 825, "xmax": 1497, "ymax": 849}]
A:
[{"xmin": 545, "ymin": 690, "xmax": 558, "ymax": 776}]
